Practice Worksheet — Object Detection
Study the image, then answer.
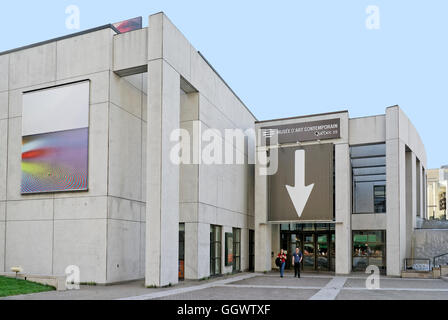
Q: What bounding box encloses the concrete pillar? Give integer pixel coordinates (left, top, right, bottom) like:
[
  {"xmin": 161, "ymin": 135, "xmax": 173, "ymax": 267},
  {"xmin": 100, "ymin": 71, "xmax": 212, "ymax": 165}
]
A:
[
  {"xmin": 405, "ymin": 151, "xmax": 416, "ymax": 258},
  {"xmin": 271, "ymin": 224, "xmax": 280, "ymax": 268},
  {"xmin": 145, "ymin": 13, "xmax": 181, "ymax": 287},
  {"xmin": 335, "ymin": 143, "xmax": 351, "ymax": 274},
  {"xmin": 185, "ymin": 222, "xmax": 210, "ymax": 280},
  {"xmin": 386, "ymin": 139, "xmax": 407, "ymax": 276},
  {"xmin": 418, "ymin": 162, "xmax": 424, "ymax": 219},
  {"xmin": 254, "ymin": 151, "xmax": 272, "ymax": 272},
  {"xmin": 145, "ymin": 59, "xmax": 181, "ymax": 287}
]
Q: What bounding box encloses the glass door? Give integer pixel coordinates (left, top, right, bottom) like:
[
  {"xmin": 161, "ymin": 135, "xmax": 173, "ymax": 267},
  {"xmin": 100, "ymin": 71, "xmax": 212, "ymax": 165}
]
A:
[
  {"xmin": 288, "ymin": 234, "xmax": 301, "ymax": 269},
  {"xmin": 232, "ymin": 228, "xmax": 241, "ymax": 273},
  {"xmin": 210, "ymin": 225, "xmax": 222, "ymax": 276},
  {"xmin": 330, "ymin": 232, "xmax": 335, "ymax": 271},
  {"xmin": 303, "ymin": 233, "xmax": 315, "ymax": 271},
  {"xmin": 316, "ymin": 233, "xmax": 329, "ymax": 271},
  {"xmin": 280, "ymin": 232, "xmax": 288, "ymax": 268},
  {"xmin": 249, "ymin": 230, "xmax": 255, "ymax": 272}
]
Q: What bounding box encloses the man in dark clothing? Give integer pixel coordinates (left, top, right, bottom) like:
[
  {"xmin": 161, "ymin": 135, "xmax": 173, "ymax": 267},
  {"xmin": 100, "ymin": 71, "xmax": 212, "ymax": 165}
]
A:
[{"xmin": 292, "ymin": 247, "xmax": 303, "ymax": 278}]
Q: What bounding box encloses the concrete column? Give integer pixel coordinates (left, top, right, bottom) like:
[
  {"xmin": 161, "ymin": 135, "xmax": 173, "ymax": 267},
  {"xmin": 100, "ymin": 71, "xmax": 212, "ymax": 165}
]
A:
[
  {"xmin": 145, "ymin": 13, "xmax": 181, "ymax": 286},
  {"xmin": 405, "ymin": 152, "xmax": 417, "ymax": 258},
  {"xmin": 418, "ymin": 162, "xmax": 425, "ymax": 219},
  {"xmin": 335, "ymin": 143, "xmax": 351, "ymax": 274},
  {"xmin": 185, "ymin": 222, "xmax": 210, "ymax": 280},
  {"xmin": 386, "ymin": 139, "xmax": 407, "ymax": 276},
  {"xmin": 254, "ymin": 151, "xmax": 272, "ymax": 272},
  {"xmin": 271, "ymin": 224, "xmax": 280, "ymax": 268}
]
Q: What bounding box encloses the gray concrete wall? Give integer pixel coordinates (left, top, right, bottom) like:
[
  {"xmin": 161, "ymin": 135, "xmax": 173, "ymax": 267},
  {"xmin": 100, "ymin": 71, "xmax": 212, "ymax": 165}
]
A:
[
  {"xmin": 352, "ymin": 213, "xmax": 387, "ymax": 230},
  {"xmin": 0, "ymin": 27, "xmax": 147, "ymax": 284},
  {"xmin": 144, "ymin": 13, "xmax": 256, "ymax": 285},
  {"xmin": 386, "ymin": 106, "xmax": 427, "ymax": 276},
  {"xmin": 349, "ymin": 115, "xmax": 386, "ymax": 145},
  {"xmin": 113, "ymin": 28, "xmax": 148, "ymax": 75},
  {"xmin": 412, "ymin": 229, "xmax": 448, "ymax": 265},
  {"xmin": 107, "ymin": 72, "xmax": 147, "ymax": 283},
  {"xmin": 0, "ymin": 13, "xmax": 256, "ymax": 286}
]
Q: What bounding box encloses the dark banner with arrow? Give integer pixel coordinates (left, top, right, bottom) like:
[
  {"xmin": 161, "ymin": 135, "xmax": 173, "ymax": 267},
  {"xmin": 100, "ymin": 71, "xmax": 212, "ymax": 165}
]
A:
[{"xmin": 268, "ymin": 144, "xmax": 334, "ymax": 222}]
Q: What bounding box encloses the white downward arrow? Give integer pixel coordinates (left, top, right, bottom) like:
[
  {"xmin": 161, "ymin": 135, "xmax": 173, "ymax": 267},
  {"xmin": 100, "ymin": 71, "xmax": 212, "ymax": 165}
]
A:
[{"xmin": 285, "ymin": 149, "xmax": 314, "ymax": 218}]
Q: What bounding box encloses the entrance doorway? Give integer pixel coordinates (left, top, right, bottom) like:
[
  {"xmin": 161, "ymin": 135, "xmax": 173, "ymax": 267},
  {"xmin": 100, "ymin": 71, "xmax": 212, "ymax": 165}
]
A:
[{"xmin": 280, "ymin": 223, "xmax": 335, "ymax": 272}]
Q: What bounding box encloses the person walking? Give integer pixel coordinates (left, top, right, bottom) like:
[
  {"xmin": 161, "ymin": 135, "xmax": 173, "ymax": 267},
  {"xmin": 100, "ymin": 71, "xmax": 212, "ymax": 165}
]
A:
[
  {"xmin": 277, "ymin": 249, "xmax": 287, "ymax": 278},
  {"xmin": 292, "ymin": 247, "xmax": 303, "ymax": 278}
]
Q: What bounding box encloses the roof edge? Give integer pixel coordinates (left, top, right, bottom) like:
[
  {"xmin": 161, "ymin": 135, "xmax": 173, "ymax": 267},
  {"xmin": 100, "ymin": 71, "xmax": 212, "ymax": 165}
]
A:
[
  {"xmin": 255, "ymin": 110, "xmax": 349, "ymax": 124},
  {"xmin": 0, "ymin": 24, "xmax": 120, "ymax": 56},
  {"xmin": 198, "ymin": 51, "xmax": 258, "ymax": 122}
]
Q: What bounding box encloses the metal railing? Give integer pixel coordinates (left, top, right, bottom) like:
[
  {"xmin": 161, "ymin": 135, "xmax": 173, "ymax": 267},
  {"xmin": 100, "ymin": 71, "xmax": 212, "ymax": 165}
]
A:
[
  {"xmin": 404, "ymin": 258, "xmax": 431, "ymax": 272},
  {"xmin": 433, "ymin": 253, "xmax": 448, "ymax": 268}
]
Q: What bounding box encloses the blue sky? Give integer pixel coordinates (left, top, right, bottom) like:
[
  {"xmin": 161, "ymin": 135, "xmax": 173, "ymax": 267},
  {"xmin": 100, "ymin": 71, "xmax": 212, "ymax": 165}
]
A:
[{"xmin": 1, "ymin": 1, "xmax": 447, "ymax": 168}]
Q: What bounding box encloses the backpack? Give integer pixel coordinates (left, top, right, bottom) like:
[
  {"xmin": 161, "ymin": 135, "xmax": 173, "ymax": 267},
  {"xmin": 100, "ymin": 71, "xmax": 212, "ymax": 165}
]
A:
[{"xmin": 275, "ymin": 257, "xmax": 281, "ymax": 267}]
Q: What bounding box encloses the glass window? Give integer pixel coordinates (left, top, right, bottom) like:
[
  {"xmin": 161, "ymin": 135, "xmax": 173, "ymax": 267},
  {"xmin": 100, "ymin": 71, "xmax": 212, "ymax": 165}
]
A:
[
  {"xmin": 352, "ymin": 230, "xmax": 386, "ymax": 272},
  {"xmin": 304, "ymin": 243, "xmax": 314, "ymax": 255},
  {"xmin": 317, "ymin": 235, "xmax": 328, "ymax": 256},
  {"xmin": 303, "ymin": 223, "xmax": 314, "ymax": 231},
  {"xmin": 351, "ymin": 143, "xmax": 386, "ymax": 214},
  {"xmin": 249, "ymin": 230, "xmax": 255, "ymax": 272},
  {"xmin": 179, "ymin": 223, "xmax": 185, "ymax": 280},
  {"xmin": 210, "ymin": 225, "xmax": 222, "ymax": 276},
  {"xmin": 232, "ymin": 228, "xmax": 241, "ymax": 272},
  {"xmin": 374, "ymin": 186, "xmax": 386, "ymax": 213},
  {"xmin": 304, "ymin": 234, "xmax": 314, "ymax": 243},
  {"xmin": 225, "ymin": 233, "xmax": 233, "ymax": 267},
  {"xmin": 316, "ymin": 223, "xmax": 329, "ymax": 231},
  {"xmin": 179, "ymin": 223, "xmax": 185, "ymax": 261}
]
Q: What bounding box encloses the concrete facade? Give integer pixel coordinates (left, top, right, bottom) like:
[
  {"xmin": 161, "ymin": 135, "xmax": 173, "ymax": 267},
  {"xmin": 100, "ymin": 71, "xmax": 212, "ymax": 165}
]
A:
[
  {"xmin": 0, "ymin": 13, "xmax": 256, "ymax": 286},
  {"xmin": 254, "ymin": 107, "xmax": 427, "ymax": 277},
  {"xmin": 412, "ymin": 229, "xmax": 448, "ymax": 266},
  {"xmin": 0, "ymin": 26, "xmax": 149, "ymax": 284},
  {"xmin": 0, "ymin": 12, "xmax": 429, "ymax": 285}
]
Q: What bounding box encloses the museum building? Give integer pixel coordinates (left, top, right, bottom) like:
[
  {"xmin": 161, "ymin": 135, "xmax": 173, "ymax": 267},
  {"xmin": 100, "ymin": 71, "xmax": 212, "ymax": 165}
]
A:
[
  {"xmin": 0, "ymin": 12, "xmax": 427, "ymax": 286},
  {"xmin": 255, "ymin": 108, "xmax": 427, "ymax": 276}
]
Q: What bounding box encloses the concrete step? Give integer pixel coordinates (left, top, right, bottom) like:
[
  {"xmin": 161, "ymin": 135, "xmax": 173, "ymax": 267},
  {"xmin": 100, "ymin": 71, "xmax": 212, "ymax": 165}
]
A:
[
  {"xmin": 441, "ymin": 265, "xmax": 448, "ymax": 277},
  {"xmin": 401, "ymin": 271, "xmax": 436, "ymax": 279}
]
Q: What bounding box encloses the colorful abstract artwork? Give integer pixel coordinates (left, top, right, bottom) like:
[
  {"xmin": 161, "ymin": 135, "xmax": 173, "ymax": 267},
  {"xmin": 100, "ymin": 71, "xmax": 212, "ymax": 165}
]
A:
[
  {"xmin": 21, "ymin": 81, "xmax": 90, "ymax": 194},
  {"xmin": 113, "ymin": 17, "xmax": 142, "ymax": 33},
  {"xmin": 21, "ymin": 128, "xmax": 88, "ymax": 193}
]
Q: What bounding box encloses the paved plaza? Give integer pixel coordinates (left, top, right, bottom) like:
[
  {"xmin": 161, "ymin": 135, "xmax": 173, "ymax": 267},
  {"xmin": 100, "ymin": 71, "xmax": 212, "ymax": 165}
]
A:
[{"xmin": 2, "ymin": 272, "xmax": 448, "ymax": 300}]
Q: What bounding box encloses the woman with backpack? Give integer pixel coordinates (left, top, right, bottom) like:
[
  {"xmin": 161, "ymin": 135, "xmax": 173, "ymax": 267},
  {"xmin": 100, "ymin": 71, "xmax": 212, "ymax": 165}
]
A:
[{"xmin": 276, "ymin": 249, "xmax": 287, "ymax": 278}]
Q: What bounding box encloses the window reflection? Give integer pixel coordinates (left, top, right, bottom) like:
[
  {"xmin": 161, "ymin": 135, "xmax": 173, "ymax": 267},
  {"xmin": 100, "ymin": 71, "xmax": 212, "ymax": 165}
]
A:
[
  {"xmin": 351, "ymin": 144, "xmax": 386, "ymax": 214},
  {"xmin": 210, "ymin": 225, "xmax": 222, "ymax": 276},
  {"xmin": 352, "ymin": 230, "xmax": 385, "ymax": 272}
]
